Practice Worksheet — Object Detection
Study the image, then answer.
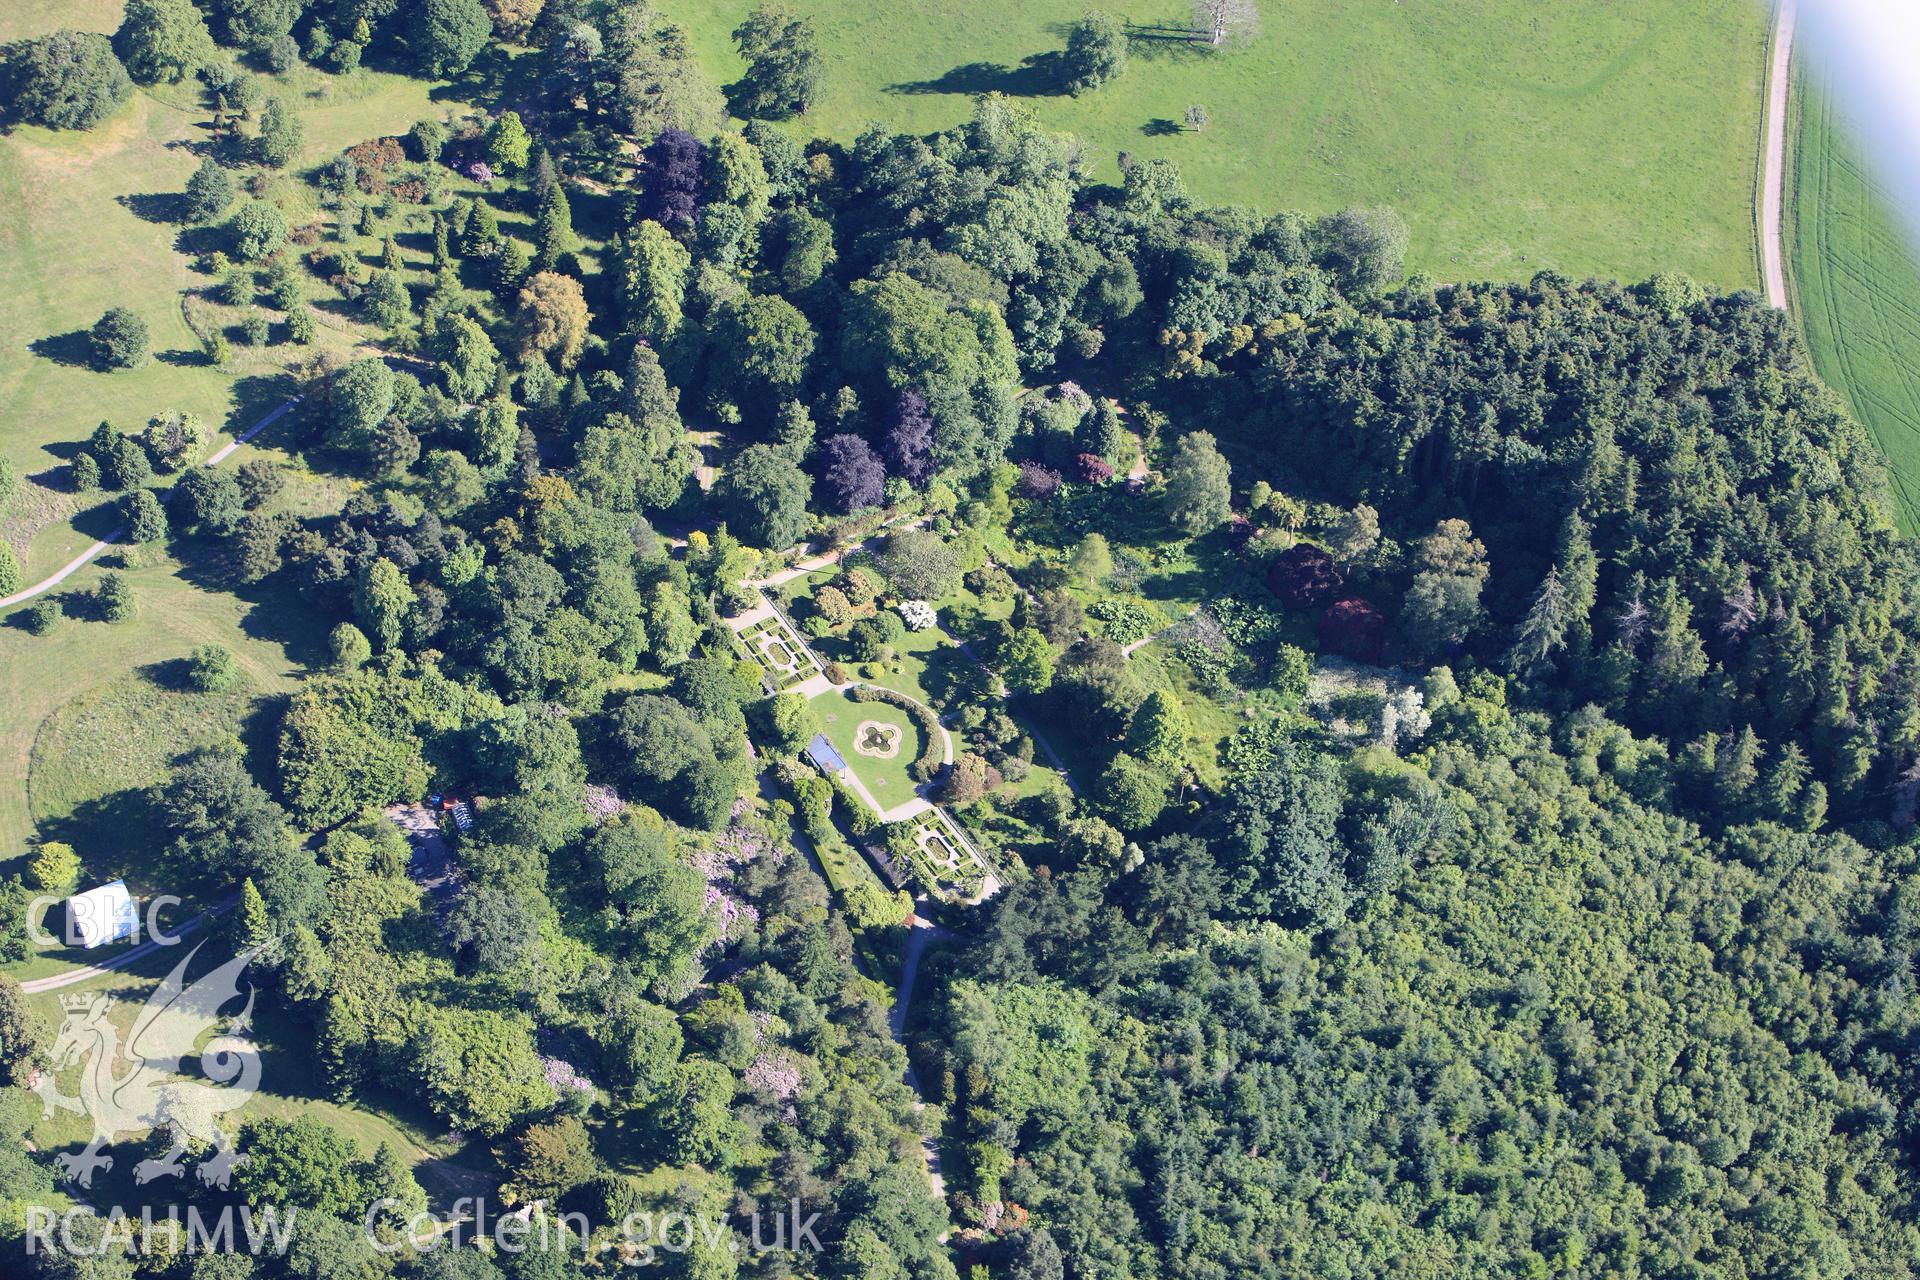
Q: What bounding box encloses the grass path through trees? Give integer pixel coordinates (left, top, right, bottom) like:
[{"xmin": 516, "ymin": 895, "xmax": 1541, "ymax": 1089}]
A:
[{"xmin": 0, "ymin": 398, "xmax": 299, "ymax": 612}]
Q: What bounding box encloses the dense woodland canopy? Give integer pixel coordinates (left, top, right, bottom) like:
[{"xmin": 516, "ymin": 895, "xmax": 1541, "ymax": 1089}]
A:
[{"xmin": 3, "ymin": 3, "xmax": 1920, "ymax": 1279}]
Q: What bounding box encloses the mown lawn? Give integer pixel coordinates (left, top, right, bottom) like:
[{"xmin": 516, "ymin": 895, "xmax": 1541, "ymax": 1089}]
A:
[
  {"xmin": 1788, "ymin": 75, "xmax": 1920, "ymax": 536},
  {"xmin": 815, "ymin": 689, "xmax": 926, "ymax": 808},
  {"xmin": 659, "ymin": 0, "xmax": 1768, "ymax": 286}
]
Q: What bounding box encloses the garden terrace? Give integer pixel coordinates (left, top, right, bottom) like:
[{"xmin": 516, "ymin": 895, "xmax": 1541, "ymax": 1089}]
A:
[{"xmin": 886, "ymin": 809, "xmax": 997, "ymax": 904}]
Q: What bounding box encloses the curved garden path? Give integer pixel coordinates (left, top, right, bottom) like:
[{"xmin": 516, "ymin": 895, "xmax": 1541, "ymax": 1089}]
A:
[{"xmin": 831, "ymin": 681, "xmax": 958, "ymax": 822}]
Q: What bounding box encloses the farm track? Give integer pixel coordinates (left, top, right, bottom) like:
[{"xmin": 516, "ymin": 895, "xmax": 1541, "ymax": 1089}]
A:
[{"xmin": 1759, "ymin": 0, "xmax": 1797, "ymax": 309}]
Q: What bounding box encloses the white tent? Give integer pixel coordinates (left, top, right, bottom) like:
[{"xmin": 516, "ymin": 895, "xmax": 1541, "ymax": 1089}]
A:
[{"xmin": 66, "ymin": 880, "xmax": 136, "ymax": 949}]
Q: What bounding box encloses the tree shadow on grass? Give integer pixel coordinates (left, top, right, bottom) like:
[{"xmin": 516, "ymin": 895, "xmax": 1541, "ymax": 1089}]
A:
[
  {"xmin": 175, "ymin": 223, "xmax": 229, "ymax": 262},
  {"xmin": 235, "ymin": 693, "xmax": 289, "ymax": 781},
  {"xmin": 428, "ymin": 42, "xmax": 543, "ymax": 111},
  {"xmin": 224, "ymin": 371, "xmax": 302, "ymax": 441},
  {"xmin": 169, "ymin": 546, "xmax": 335, "ymax": 672},
  {"xmin": 568, "ymin": 182, "xmax": 620, "ymax": 244},
  {"xmin": 310, "ymin": 296, "xmax": 362, "ymax": 324},
  {"xmin": 42, "ymin": 586, "xmax": 100, "ymax": 622},
  {"xmin": 118, "ymin": 191, "xmax": 187, "ymax": 225},
  {"xmin": 888, "ymin": 52, "xmax": 1071, "ymax": 98},
  {"xmin": 1142, "ymin": 118, "xmax": 1185, "ymax": 137},
  {"xmin": 30, "ymin": 329, "xmax": 96, "ymax": 370},
  {"xmin": 138, "ymin": 656, "xmax": 199, "ymax": 693},
  {"xmin": 70, "ymin": 495, "xmax": 125, "ymax": 543},
  {"xmin": 1125, "ymin": 17, "xmax": 1213, "ymax": 58},
  {"xmin": 27, "ymin": 452, "xmax": 79, "ymax": 495},
  {"xmin": 37, "ymin": 786, "xmax": 167, "ymax": 886}
]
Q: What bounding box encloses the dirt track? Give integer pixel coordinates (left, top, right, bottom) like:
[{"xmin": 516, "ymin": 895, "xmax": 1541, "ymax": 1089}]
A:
[{"xmin": 1759, "ymin": 0, "xmax": 1798, "ymax": 309}]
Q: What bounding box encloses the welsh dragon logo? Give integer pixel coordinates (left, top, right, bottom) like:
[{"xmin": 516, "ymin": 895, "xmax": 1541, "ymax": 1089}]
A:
[{"xmin": 32, "ymin": 945, "xmax": 262, "ymax": 1190}]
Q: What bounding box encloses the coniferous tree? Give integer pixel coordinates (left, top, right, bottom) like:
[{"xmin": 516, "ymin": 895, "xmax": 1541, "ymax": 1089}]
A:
[
  {"xmin": 533, "ymin": 182, "xmax": 575, "ymax": 270},
  {"xmin": 363, "ymin": 270, "xmax": 412, "ymax": 330},
  {"xmin": 1127, "ymin": 689, "xmax": 1190, "ymax": 765},
  {"xmin": 464, "ymin": 199, "xmax": 502, "ymax": 257},
  {"xmin": 238, "ymin": 877, "xmax": 271, "ymax": 949},
  {"xmin": 1507, "ymin": 566, "xmax": 1571, "ymax": 679},
  {"xmin": 1761, "ymin": 742, "xmax": 1811, "ymax": 825},
  {"xmin": 1713, "ymin": 724, "xmax": 1762, "ymax": 819}
]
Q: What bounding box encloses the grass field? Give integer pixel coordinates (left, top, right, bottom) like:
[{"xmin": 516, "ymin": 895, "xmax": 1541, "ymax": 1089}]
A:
[
  {"xmin": 0, "ymin": 1, "xmax": 448, "ymax": 582},
  {"xmin": 1787, "ymin": 75, "xmax": 1920, "ymax": 535},
  {"xmin": 27, "ymin": 674, "xmax": 253, "ymax": 879},
  {"xmin": 24, "ymin": 951, "xmax": 484, "ymax": 1213},
  {"xmin": 0, "ymin": 1, "xmax": 444, "ymax": 875},
  {"xmin": 0, "ymin": 544, "xmax": 326, "ymax": 863},
  {"xmin": 659, "ymin": 0, "xmax": 1768, "ymax": 286}
]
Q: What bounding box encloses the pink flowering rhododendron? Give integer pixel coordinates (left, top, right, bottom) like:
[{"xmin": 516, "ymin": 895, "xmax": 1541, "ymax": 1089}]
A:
[{"xmin": 539, "ymin": 1055, "xmax": 593, "ymax": 1092}]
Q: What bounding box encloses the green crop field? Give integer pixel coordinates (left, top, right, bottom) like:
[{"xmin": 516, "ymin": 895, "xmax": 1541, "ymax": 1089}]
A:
[
  {"xmin": 1788, "ymin": 77, "xmax": 1920, "ymax": 536},
  {"xmin": 660, "ymin": 0, "xmax": 1769, "ymax": 286}
]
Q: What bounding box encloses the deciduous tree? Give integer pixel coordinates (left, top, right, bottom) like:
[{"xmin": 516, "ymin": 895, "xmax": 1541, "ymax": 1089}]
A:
[
  {"xmin": 1162, "ymin": 430, "xmax": 1231, "ymax": 534},
  {"xmin": 13, "ymin": 30, "xmax": 132, "ymax": 130},
  {"xmin": 114, "ymin": 0, "xmax": 214, "ymax": 84},
  {"xmin": 717, "ymin": 443, "xmax": 811, "ymax": 549},
  {"xmin": 353, "ymin": 557, "xmax": 415, "ymax": 652},
  {"xmin": 818, "ymin": 433, "xmax": 886, "ymax": 513},
  {"xmin": 513, "ymin": 271, "xmax": 590, "ymax": 370},
  {"xmin": 1063, "ymin": 12, "xmax": 1128, "ymax": 94},
  {"xmin": 730, "ymin": 3, "xmax": 822, "ymax": 119}
]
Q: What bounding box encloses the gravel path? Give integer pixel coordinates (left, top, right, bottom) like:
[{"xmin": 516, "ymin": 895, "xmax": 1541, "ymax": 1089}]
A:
[
  {"xmin": 1759, "ymin": 0, "xmax": 1798, "ymax": 309},
  {"xmin": 20, "ymin": 893, "xmax": 239, "ymax": 994}
]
